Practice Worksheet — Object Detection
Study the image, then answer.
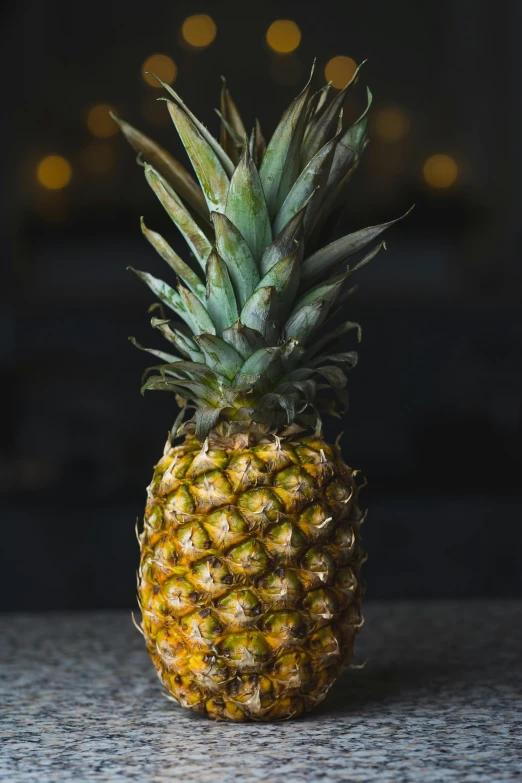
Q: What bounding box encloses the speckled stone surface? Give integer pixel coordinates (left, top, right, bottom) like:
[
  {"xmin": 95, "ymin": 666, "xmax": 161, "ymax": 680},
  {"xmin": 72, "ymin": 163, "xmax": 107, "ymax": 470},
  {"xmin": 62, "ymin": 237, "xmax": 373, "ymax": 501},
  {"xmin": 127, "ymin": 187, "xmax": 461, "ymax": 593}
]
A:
[{"xmin": 1, "ymin": 602, "xmax": 521, "ymax": 783}]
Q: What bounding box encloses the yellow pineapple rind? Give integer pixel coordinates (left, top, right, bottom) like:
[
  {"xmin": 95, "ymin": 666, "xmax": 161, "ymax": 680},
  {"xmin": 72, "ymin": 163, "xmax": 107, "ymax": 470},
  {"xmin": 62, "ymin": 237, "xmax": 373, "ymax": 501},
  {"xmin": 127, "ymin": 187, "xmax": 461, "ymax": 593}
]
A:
[{"xmin": 138, "ymin": 431, "xmax": 365, "ymax": 721}]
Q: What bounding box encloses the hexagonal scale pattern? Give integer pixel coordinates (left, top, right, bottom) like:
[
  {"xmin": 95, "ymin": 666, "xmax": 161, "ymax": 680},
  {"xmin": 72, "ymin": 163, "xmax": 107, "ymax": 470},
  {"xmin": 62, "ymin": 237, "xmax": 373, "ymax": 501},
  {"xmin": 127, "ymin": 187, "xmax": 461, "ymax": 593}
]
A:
[{"xmin": 138, "ymin": 434, "xmax": 365, "ymax": 721}]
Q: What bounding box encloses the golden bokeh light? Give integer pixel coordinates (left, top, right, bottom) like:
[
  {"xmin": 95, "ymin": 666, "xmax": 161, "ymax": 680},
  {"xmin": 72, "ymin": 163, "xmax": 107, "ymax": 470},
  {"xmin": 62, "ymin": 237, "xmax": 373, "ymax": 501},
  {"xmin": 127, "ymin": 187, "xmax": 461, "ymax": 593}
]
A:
[
  {"xmin": 266, "ymin": 20, "xmax": 301, "ymax": 54},
  {"xmin": 37, "ymin": 155, "xmax": 72, "ymax": 190},
  {"xmin": 181, "ymin": 14, "xmax": 217, "ymax": 48},
  {"xmin": 324, "ymin": 56, "xmax": 357, "ymax": 89},
  {"xmin": 423, "ymin": 154, "xmax": 458, "ymax": 188},
  {"xmin": 372, "ymin": 105, "xmax": 410, "ymax": 142},
  {"xmin": 86, "ymin": 104, "xmax": 118, "ymax": 138},
  {"xmin": 81, "ymin": 141, "xmax": 115, "ymax": 175},
  {"xmin": 141, "ymin": 54, "xmax": 177, "ymax": 87}
]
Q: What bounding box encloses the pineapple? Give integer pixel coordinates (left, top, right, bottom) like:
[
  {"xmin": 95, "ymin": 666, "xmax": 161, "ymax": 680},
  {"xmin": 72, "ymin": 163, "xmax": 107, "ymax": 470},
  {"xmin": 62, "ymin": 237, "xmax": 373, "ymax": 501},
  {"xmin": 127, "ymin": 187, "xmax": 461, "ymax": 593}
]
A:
[{"xmin": 116, "ymin": 65, "xmax": 405, "ymax": 721}]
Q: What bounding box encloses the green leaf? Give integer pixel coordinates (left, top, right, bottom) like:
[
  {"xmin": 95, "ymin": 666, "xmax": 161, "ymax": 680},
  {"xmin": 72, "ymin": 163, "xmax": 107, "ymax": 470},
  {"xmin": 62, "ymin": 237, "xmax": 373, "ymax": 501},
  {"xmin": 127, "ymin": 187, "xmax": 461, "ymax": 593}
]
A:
[
  {"xmin": 301, "ymin": 208, "xmax": 413, "ymax": 283},
  {"xmin": 195, "ymin": 407, "xmax": 224, "ymax": 440},
  {"xmin": 240, "ymin": 286, "xmax": 278, "ymax": 345},
  {"xmin": 205, "ymin": 250, "xmax": 239, "ymax": 336},
  {"xmin": 273, "ymin": 132, "xmax": 339, "ymax": 237},
  {"xmin": 145, "ymin": 166, "xmax": 212, "ymax": 270},
  {"xmin": 304, "ymin": 83, "xmax": 331, "ymax": 135},
  {"xmin": 294, "ymin": 272, "xmax": 346, "ymax": 311},
  {"xmin": 254, "ymin": 118, "xmax": 266, "ymax": 165},
  {"xmin": 194, "ymin": 334, "xmax": 243, "ymax": 380},
  {"xmin": 142, "ymin": 374, "xmax": 221, "ymax": 405},
  {"xmin": 129, "ymin": 267, "xmax": 185, "ymax": 315},
  {"xmin": 158, "ymin": 360, "xmax": 225, "ymax": 387},
  {"xmin": 212, "ymin": 212, "xmax": 260, "ymax": 307},
  {"xmin": 225, "ymin": 145, "xmax": 272, "ymax": 262},
  {"xmin": 222, "ymin": 320, "xmax": 267, "ymax": 360},
  {"xmin": 215, "ymin": 110, "xmax": 244, "ymax": 158},
  {"xmin": 283, "ymin": 300, "xmax": 327, "ymax": 343},
  {"xmin": 178, "ymin": 285, "xmax": 216, "ymax": 335},
  {"xmin": 256, "ymin": 246, "xmax": 300, "ymax": 320},
  {"xmin": 140, "ymin": 218, "xmax": 205, "ymax": 301},
  {"xmin": 301, "ymin": 61, "xmax": 366, "ymax": 168},
  {"xmin": 259, "ymin": 67, "xmax": 314, "ymax": 219},
  {"xmin": 351, "ymin": 240, "xmax": 387, "ymax": 272},
  {"xmin": 111, "ymin": 113, "xmax": 208, "ymax": 220},
  {"xmin": 238, "ymin": 346, "xmax": 280, "ymax": 377},
  {"xmin": 305, "ymin": 320, "xmax": 362, "ymax": 361},
  {"xmin": 151, "ymin": 318, "xmax": 204, "ymax": 362},
  {"xmin": 326, "ymin": 88, "xmax": 373, "ymax": 193},
  {"xmin": 167, "ymin": 101, "xmax": 230, "ymax": 215},
  {"xmin": 260, "ymin": 197, "xmax": 311, "ymax": 275},
  {"xmin": 156, "ymin": 77, "xmax": 235, "ymax": 177},
  {"xmin": 310, "ymin": 352, "xmax": 359, "ymax": 370},
  {"xmin": 314, "ymin": 365, "xmax": 348, "ymax": 388},
  {"xmin": 219, "ymin": 78, "xmax": 247, "ymax": 164},
  {"xmin": 128, "ymin": 336, "xmax": 180, "ymax": 364}
]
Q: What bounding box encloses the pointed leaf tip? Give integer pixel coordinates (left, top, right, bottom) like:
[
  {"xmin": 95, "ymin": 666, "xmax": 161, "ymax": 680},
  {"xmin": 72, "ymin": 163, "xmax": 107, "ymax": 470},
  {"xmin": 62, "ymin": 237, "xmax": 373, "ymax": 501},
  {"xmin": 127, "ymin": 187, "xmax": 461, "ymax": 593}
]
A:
[
  {"xmin": 225, "ymin": 145, "xmax": 272, "ymax": 262},
  {"xmin": 167, "ymin": 100, "xmax": 230, "ymax": 216}
]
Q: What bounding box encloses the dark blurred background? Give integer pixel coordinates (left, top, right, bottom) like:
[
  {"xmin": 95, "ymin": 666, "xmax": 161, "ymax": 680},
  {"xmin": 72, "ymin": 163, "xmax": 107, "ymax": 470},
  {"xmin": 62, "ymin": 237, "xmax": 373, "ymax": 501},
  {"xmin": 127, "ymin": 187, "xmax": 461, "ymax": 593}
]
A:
[{"xmin": 3, "ymin": 0, "xmax": 521, "ymax": 611}]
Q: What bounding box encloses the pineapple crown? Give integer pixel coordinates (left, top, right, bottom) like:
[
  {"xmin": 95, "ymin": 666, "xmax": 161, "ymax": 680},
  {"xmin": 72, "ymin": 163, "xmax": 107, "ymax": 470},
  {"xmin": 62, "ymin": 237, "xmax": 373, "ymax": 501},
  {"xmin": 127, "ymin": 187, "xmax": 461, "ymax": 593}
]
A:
[{"xmin": 116, "ymin": 63, "xmax": 409, "ymax": 440}]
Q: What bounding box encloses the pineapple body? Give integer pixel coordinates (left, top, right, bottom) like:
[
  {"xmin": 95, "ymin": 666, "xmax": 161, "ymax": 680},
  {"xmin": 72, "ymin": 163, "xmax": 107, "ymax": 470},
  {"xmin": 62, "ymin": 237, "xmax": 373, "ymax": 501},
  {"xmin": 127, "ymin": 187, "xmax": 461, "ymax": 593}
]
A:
[
  {"xmin": 139, "ymin": 431, "xmax": 365, "ymax": 721},
  {"xmin": 117, "ymin": 62, "xmax": 406, "ymax": 719}
]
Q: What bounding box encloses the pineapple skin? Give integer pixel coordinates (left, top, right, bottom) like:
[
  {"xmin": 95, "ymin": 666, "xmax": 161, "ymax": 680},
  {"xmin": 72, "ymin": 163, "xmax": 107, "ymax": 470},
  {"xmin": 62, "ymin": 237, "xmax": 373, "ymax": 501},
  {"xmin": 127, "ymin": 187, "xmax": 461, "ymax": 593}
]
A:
[{"xmin": 138, "ymin": 432, "xmax": 365, "ymax": 721}]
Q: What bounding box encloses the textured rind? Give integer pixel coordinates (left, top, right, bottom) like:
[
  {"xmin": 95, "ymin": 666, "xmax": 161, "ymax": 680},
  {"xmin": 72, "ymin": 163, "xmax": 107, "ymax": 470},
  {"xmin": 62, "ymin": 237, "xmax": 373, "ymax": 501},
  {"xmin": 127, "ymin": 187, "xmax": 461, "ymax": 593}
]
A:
[{"xmin": 138, "ymin": 432, "xmax": 365, "ymax": 721}]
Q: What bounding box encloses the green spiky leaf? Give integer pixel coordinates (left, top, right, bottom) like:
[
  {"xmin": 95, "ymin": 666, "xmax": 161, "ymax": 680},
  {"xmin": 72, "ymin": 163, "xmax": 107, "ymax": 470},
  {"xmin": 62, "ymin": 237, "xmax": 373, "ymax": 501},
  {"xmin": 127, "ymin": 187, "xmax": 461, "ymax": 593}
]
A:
[
  {"xmin": 151, "ymin": 318, "xmax": 204, "ymax": 362},
  {"xmin": 305, "ymin": 320, "xmax": 362, "ymax": 361},
  {"xmin": 283, "ymin": 300, "xmax": 327, "ymax": 343},
  {"xmin": 157, "ymin": 77, "xmax": 235, "ymax": 177},
  {"xmin": 140, "ymin": 218, "xmax": 205, "ymax": 301},
  {"xmin": 219, "ymin": 78, "xmax": 247, "ymax": 163},
  {"xmin": 205, "ymin": 250, "xmax": 239, "ymax": 336},
  {"xmin": 111, "ymin": 113, "xmax": 208, "ymax": 220},
  {"xmin": 273, "ymin": 133, "xmax": 340, "ymax": 237},
  {"xmin": 212, "ymin": 212, "xmax": 260, "ymax": 307},
  {"xmin": 167, "ymin": 101, "xmax": 230, "ymax": 215},
  {"xmin": 129, "ymin": 267, "xmax": 184, "ymax": 315},
  {"xmin": 259, "ymin": 68, "xmax": 313, "ymax": 219},
  {"xmin": 240, "ymin": 286, "xmax": 278, "ymax": 345},
  {"xmin": 128, "ymin": 336, "xmax": 180, "ymax": 364},
  {"xmin": 238, "ymin": 346, "xmax": 280, "ymax": 377},
  {"xmin": 301, "ymin": 209, "xmax": 412, "ymax": 283},
  {"xmin": 256, "ymin": 246, "xmax": 300, "ymax": 320},
  {"xmin": 222, "ymin": 320, "xmax": 267, "ymax": 360},
  {"xmin": 194, "ymin": 334, "xmax": 243, "ymax": 380},
  {"xmin": 301, "ymin": 61, "xmax": 366, "ymax": 168},
  {"xmin": 260, "ymin": 198, "xmax": 311, "ymax": 275},
  {"xmin": 225, "ymin": 145, "xmax": 272, "ymax": 262},
  {"xmin": 178, "ymin": 285, "xmax": 216, "ymax": 335},
  {"xmin": 145, "ymin": 166, "xmax": 212, "ymax": 270},
  {"xmin": 195, "ymin": 406, "xmax": 224, "ymax": 440}
]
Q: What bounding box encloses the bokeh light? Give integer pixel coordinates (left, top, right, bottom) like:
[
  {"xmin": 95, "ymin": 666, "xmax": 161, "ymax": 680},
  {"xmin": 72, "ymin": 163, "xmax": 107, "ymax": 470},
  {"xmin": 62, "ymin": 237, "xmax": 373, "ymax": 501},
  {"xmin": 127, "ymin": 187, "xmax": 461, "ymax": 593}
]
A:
[
  {"xmin": 266, "ymin": 20, "xmax": 301, "ymax": 54},
  {"xmin": 324, "ymin": 56, "xmax": 357, "ymax": 89},
  {"xmin": 181, "ymin": 14, "xmax": 217, "ymax": 48},
  {"xmin": 141, "ymin": 54, "xmax": 177, "ymax": 87},
  {"xmin": 86, "ymin": 104, "xmax": 118, "ymax": 138},
  {"xmin": 372, "ymin": 105, "xmax": 410, "ymax": 142},
  {"xmin": 37, "ymin": 155, "xmax": 72, "ymax": 190},
  {"xmin": 81, "ymin": 142, "xmax": 115, "ymax": 175},
  {"xmin": 423, "ymin": 154, "xmax": 458, "ymax": 188}
]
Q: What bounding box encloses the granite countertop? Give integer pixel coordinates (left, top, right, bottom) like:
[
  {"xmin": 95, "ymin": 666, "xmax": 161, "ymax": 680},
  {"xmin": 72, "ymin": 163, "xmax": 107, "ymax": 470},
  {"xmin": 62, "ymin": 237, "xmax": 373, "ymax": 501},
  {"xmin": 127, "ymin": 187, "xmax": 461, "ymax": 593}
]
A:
[{"xmin": 1, "ymin": 601, "xmax": 521, "ymax": 783}]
